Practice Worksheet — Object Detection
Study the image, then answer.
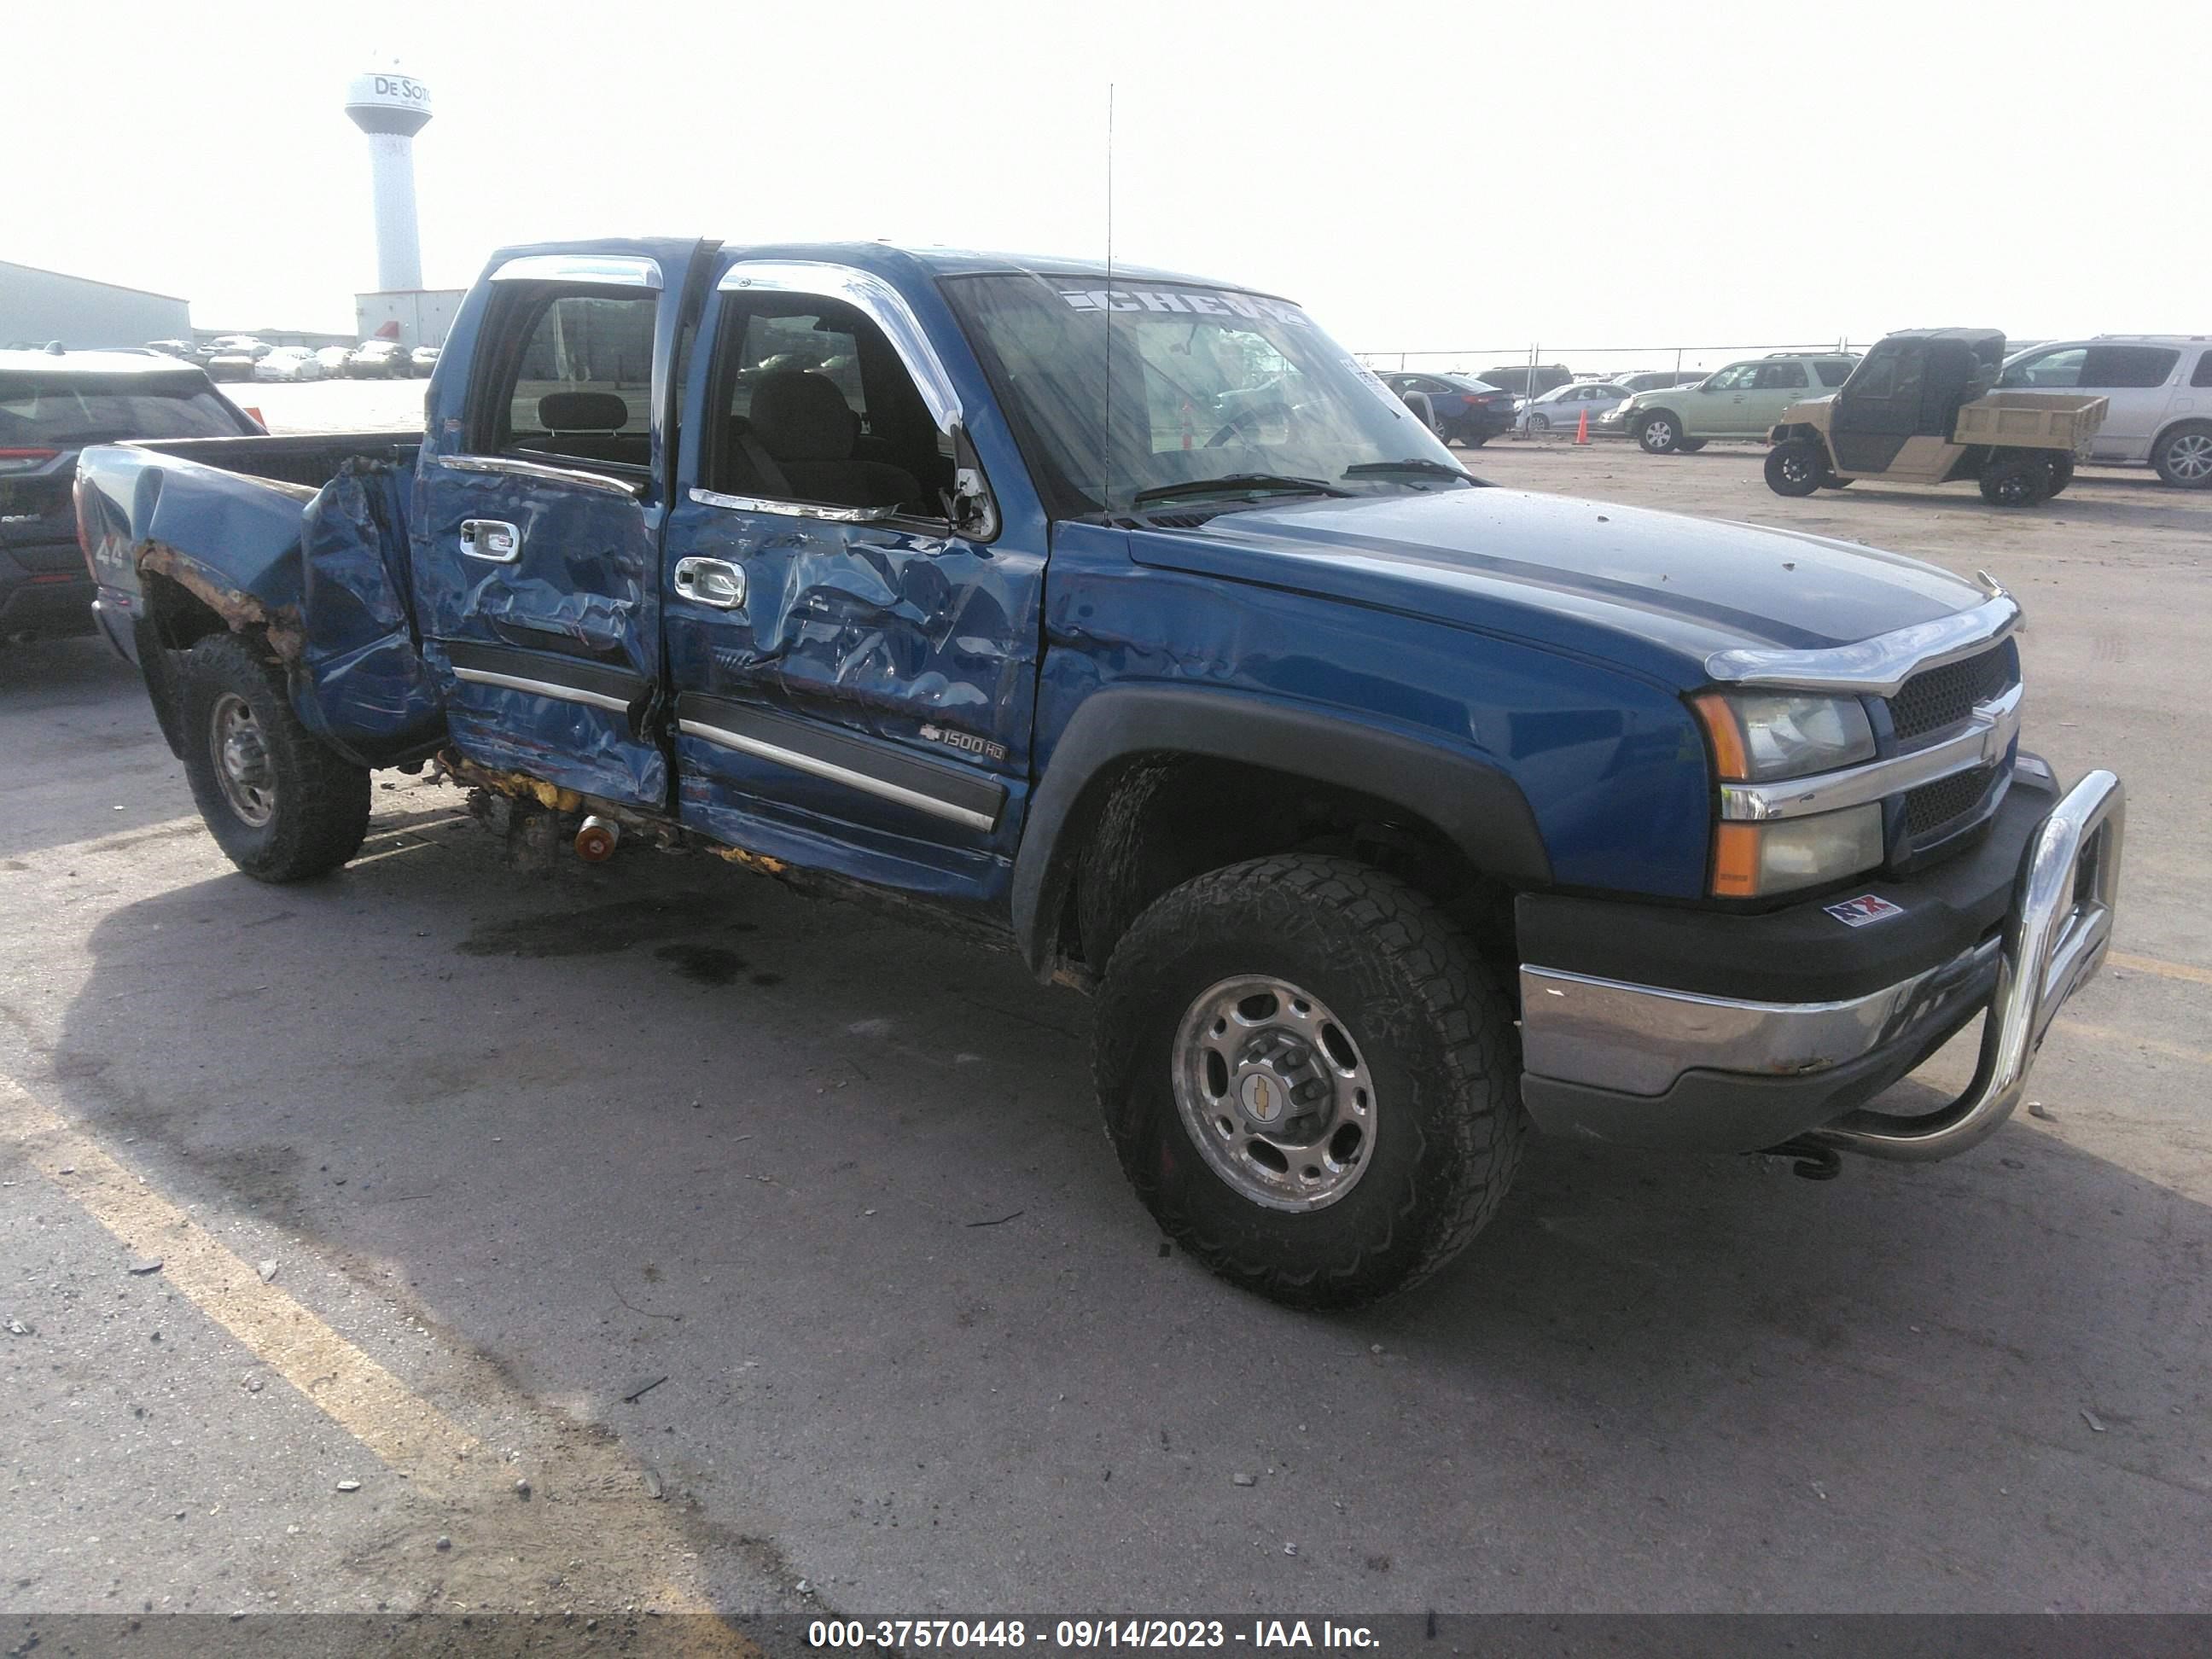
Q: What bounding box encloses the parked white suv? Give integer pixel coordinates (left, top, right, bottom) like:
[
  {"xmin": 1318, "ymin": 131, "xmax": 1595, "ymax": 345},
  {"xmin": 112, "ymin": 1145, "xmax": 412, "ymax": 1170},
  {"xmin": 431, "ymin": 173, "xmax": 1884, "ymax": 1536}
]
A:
[{"xmin": 1999, "ymin": 335, "xmax": 2212, "ymax": 488}]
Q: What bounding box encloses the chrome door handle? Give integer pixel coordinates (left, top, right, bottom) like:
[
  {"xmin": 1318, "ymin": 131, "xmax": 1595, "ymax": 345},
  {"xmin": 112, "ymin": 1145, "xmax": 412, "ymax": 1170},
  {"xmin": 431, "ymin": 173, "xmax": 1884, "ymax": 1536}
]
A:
[
  {"xmin": 673, "ymin": 556, "xmax": 746, "ymax": 610},
  {"xmin": 460, "ymin": 519, "xmax": 521, "ymax": 562}
]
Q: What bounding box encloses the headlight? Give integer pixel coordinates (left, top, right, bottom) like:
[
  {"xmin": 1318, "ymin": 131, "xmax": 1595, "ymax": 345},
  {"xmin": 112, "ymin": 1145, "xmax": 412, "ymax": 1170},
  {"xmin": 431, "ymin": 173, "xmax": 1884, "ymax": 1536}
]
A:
[
  {"xmin": 1692, "ymin": 692, "xmax": 1883, "ymax": 898},
  {"xmin": 1691, "ymin": 691, "xmax": 1876, "ymax": 783},
  {"xmin": 1712, "ymin": 806, "xmax": 1884, "ymax": 898}
]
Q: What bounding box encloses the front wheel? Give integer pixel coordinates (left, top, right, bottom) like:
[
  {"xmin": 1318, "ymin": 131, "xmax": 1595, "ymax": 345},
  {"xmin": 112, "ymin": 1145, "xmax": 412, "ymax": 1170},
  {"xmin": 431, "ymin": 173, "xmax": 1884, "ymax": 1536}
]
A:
[
  {"xmin": 1528, "ymin": 412, "xmax": 1551, "ymax": 433},
  {"xmin": 1635, "ymin": 413, "xmax": 1681, "ymax": 454},
  {"xmin": 2044, "ymin": 453, "xmax": 2075, "ymax": 498},
  {"xmin": 180, "ymin": 632, "xmax": 371, "ymax": 882},
  {"xmin": 1093, "ymin": 855, "xmax": 1525, "ymax": 1309},
  {"xmin": 1765, "ymin": 440, "xmax": 1825, "ymax": 497}
]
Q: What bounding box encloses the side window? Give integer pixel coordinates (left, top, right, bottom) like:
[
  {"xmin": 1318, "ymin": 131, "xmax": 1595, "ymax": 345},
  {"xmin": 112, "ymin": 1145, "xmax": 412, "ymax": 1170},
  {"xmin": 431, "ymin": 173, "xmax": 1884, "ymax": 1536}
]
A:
[
  {"xmin": 1814, "ymin": 360, "xmax": 1853, "ymax": 387},
  {"xmin": 2002, "ymin": 347, "xmax": 2085, "ymax": 388},
  {"xmin": 1852, "ymin": 353, "xmax": 1897, "ymax": 400},
  {"xmin": 705, "ymin": 296, "xmax": 945, "ymax": 514},
  {"xmin": 500, "ymin": 289, "xmax": 656, "ymax": 465},
  {"xmin": 476, "ymin": 287, "xmax": 657, "ymax": 469},
  {"xmin": 1754, "ymin": 362, "xmax": 1809, "ymax": 389},
  {"xmin": 2195, "ymin": 351, "xmax": 2212, "ymax": 389},
  {"xmin": 1708, "ymin": 364, "xmax": 1756, "ymax": 391},
  {"xmin": 2079, "ymin": 345, "xmax": 2180, "ymax": 388}
]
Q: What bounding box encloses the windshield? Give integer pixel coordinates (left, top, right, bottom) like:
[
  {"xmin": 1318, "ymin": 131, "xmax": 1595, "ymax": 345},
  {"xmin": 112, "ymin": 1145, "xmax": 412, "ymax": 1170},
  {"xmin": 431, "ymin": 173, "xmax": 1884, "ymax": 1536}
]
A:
[
  {"xmin": 0, "ymin": 372, "xmax": 246, "ymax": 446},
  {"xmin": 944, "ymin": 272, "xmax": 1458, "ymax": 516}
]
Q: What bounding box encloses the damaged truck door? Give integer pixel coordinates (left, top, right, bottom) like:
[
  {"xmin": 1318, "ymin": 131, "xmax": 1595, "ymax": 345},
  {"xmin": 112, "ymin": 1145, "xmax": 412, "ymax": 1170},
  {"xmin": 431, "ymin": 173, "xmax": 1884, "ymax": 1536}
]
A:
[
  {"xmin": 415, "ymin": 250, "xmax": 683, "ymax": 808},
  {"xmin": 660, "ymin": 259, "xmax": 1043, "ymax": 899}
]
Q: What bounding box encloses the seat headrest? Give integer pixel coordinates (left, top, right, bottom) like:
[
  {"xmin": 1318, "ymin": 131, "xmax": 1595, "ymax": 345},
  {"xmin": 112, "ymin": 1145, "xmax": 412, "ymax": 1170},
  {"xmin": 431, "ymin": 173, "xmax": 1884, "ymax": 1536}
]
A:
[
  {"xmin": 538, "ymin": 390, "xmax": 629, "ymax": 434},
  {"xmin": 748, "ymin": 371, "xmax": 857, "ymax": 463}
]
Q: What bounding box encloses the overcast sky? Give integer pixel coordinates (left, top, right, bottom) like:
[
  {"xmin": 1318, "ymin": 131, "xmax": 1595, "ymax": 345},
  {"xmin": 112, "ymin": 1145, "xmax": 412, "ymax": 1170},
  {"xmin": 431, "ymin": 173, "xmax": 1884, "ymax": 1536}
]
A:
[{"xmin": 13, "ymin": 0, "xmax": 2203, "ymax": 362}]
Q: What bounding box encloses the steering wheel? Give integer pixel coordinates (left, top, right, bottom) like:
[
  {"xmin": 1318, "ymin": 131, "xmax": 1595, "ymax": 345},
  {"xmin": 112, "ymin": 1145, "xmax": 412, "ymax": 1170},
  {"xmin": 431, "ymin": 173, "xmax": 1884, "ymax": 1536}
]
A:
[{"xmin": 1206, "ymin": 398, "xmax": 1296, "ymax": 449}]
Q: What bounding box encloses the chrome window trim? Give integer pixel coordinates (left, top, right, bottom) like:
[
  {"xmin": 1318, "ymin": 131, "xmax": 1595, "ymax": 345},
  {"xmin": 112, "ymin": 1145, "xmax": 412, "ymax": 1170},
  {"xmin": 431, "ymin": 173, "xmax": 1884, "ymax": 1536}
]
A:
[
  {"xmin": 1519, "ymin": 934, "xmax": 2003, "ymax": 1098},
  {"xmin": 677, "ymin": 718, "xmax": 997, "ymax": 833},
  {"xmin": 715, "ymin": 259, "xmax": 963, "ymax": 433},
  {"xmin": 1720, "ymin": 683, "xmax": 2023, "ymax": 822},
  {"xmin": 440, "ymin": 454, "xmax": 647, "ymax": 498},
  {"xmin": 489, "ymin": 253, "xmax": 664, "ymax": 289},
  {"xmin": 1704, "ymin": 594, "xmax": 2021, "ymax": 696},
  {"xmin": 451, "ymin": 666, "xmax": 633, "ymax": 714},
  {"xmin": 690, "ymin": 486, "xmax": 901, "ymax": 526}
]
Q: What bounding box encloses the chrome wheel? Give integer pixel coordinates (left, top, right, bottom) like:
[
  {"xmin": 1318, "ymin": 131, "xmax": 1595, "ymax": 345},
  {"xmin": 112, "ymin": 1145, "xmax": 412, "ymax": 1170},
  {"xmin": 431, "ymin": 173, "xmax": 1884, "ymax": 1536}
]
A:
[
  {"xmin": 210, "ymin": 692, "xmax": 276, "ymax": 827},
  {"xmin": 1172, "ymin": 975, "xmax": 1376, "ymax": 1211},
  {"xmin": 1529, "ymin": 413, "xmax": 1551, "ymax": 432},
  {"xmin": 1640, "ymin": 417, "xmax": 1674, "ymax": 451},
  {"xmin": 2164, "ymin": 432, "xmax": 2212, "ymax": 482}
]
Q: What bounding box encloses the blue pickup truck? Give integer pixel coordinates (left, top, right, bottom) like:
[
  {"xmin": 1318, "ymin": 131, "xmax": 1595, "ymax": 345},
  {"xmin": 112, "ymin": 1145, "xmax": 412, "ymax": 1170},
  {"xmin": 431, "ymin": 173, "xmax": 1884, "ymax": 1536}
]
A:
[{"xmin": 73, "ymin": 238, "xmax": 2126, "ymax": 1307}]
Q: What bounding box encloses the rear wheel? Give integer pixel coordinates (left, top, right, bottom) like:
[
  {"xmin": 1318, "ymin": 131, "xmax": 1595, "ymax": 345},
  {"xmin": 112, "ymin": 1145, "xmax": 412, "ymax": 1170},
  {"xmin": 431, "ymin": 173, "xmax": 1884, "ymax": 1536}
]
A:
[
  {"xmin": 1764, "ymin": 440, "xmax": 1825, "ymax": 497},
  {"xmin": 180, "ymin": 632, "xmax": 371, "ymax": 882},
  {"xmin": 1636, "ymin": 412, "xmax": 1682, "ymax": 455},
  {"xmin": 1093, "ymin": 854, "xmax": 1524, "ymax": 1309},
  {"xmin": 1979, "ymin": 453, "xmax": 2051, "ymax": 507},
  {"xmin": 2153, "ymin": 422, "xmax": 2212, "ymax": 489},
  {"xmin": 2044, "ymin": 453, "xmax": 2075, "ymax": 498}
]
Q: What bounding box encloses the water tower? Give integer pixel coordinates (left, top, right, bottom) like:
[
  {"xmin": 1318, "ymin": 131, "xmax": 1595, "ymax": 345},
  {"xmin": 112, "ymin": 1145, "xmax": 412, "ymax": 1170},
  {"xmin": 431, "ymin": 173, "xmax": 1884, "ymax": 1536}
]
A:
[{"xmin": 343, "ymin": 66, "xmax": 433, "ymax": 293}]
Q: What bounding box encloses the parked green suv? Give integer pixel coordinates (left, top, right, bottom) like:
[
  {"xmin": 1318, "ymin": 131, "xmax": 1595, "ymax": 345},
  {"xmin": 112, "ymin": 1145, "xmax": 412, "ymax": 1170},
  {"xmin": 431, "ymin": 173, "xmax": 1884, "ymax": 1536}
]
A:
[{"xmin": 1600, "ymin": 352, "xmax": 1859, "ymax": 454}]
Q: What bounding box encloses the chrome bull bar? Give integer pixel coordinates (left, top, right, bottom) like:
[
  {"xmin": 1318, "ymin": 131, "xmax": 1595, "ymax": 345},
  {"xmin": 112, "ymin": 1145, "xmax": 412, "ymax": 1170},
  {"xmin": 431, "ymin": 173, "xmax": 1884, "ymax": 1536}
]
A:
[{"xmin": 1811, "ymin": 770, "xmax": 2126, "ymax": 1161}]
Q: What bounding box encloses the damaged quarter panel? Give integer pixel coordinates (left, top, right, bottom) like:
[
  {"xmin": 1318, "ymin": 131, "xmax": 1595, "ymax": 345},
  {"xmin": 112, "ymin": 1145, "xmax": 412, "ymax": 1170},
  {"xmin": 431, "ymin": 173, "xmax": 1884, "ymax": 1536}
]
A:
[{"xmin": 295, "ymin": 460, "xmax": 445, "ymax": 766}]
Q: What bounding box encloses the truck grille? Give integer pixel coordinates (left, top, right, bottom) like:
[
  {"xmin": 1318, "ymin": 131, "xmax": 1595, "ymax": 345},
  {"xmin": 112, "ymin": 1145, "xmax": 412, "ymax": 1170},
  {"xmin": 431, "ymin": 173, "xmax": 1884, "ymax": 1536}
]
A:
[
  {"xmin": 1905, "ymin": 765, "xmax": 2002, "ymax": 838},
  {"xmin": 1887, "ymin": 643, "xmax": 2017, "ymax": 743}
]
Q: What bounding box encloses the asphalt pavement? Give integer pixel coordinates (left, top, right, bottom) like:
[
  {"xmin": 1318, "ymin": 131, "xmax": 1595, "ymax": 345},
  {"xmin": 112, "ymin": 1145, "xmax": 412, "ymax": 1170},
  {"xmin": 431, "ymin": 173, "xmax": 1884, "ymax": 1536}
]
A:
[{"xmin": 4, "ymin": 405, "xmax": 2209, "ymax": 1623}]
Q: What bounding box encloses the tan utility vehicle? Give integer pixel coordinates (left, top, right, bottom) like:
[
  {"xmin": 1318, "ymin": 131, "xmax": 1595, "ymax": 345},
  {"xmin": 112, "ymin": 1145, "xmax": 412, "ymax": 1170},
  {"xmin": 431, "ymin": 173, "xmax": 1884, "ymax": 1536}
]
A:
[{"xmin": 1766, "ymin": 329, "xmax": 2107, "ymax": 507}]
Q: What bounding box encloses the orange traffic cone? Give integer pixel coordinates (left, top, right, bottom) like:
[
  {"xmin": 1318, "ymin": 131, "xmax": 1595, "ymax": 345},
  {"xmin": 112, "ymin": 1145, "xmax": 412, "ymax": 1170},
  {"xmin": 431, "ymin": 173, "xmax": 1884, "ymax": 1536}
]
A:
[{"xmin": 1575, "ymin": 407, "xmax": 1590, "ymax": 445}]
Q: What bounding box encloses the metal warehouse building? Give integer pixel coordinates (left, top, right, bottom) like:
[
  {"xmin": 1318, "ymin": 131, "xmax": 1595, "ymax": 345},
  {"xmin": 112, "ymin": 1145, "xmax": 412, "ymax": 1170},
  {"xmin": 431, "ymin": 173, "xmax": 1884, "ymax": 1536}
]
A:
[{"xmin": 0, "ymin": 260, "xmax": 192, "ymax": 351}]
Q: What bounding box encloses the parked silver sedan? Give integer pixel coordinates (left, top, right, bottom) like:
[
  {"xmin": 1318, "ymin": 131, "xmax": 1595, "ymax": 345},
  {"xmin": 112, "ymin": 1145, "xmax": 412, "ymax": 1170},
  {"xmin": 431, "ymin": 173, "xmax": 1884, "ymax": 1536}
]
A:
[{"xmin": 1521, "ymin": 380, "xmax": 1637, "ymax": 433}]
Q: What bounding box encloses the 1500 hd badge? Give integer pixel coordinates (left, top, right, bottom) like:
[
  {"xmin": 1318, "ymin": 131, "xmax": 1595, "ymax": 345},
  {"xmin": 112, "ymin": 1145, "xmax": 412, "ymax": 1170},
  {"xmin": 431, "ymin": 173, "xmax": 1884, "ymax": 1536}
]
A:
[{"xmin": 919, "ymin": 723, "xmax": 1007, "ymax": 763}]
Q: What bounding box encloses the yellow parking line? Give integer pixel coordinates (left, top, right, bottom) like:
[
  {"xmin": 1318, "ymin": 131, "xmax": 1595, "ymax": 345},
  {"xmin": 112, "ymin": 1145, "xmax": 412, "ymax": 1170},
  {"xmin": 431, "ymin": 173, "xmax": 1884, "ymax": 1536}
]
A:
[
  {"xmin": 0, "ymin": 1071, "xmax": 759, "ymax": 1645},
  {"xmin": 2108, "ymin": 952, "xmax": 2212, "ymax": 988},
  {"xmin": 0, "ymin": 1072, "xmax": 480, "ymax": 1486},
  {"xmin": 2054, "ymin": 1019, "xmax": 2212, "ymax": 1069}
]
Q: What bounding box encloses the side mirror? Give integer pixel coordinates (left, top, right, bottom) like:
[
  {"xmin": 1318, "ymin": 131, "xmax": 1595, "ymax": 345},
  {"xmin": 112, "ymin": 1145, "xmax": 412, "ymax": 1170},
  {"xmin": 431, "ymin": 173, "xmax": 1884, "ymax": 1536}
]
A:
[{"xmin": 943, "ymin": 423, "xmax": 1000, "ymax": 542}]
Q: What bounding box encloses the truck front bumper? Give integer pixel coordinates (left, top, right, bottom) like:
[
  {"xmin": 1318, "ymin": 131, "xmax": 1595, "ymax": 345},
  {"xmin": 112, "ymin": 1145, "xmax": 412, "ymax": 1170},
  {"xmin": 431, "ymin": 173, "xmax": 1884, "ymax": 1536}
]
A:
[{"xmin": 1516, "ymin": 759, "xmax": 2125, "ymax": 1158}]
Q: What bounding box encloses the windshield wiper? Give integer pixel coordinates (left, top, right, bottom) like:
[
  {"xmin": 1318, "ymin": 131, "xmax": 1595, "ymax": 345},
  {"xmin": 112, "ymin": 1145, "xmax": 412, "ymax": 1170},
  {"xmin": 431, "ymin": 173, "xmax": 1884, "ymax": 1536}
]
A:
[
  {"xmin": 1132, "ymin": 473, "xmax": 1352, "ymax": 507},
  {"xmin": 1342, "ymin": 458, "xmax": 1477, "ymax": 484}
]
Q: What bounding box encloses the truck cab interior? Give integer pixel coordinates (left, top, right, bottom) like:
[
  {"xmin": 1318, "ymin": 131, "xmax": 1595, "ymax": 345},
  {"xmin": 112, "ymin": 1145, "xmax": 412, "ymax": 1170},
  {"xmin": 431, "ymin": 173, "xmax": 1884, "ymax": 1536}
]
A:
[{"xmin": 703, "ymin": 294, "xmax": 951, "ymax": 515}]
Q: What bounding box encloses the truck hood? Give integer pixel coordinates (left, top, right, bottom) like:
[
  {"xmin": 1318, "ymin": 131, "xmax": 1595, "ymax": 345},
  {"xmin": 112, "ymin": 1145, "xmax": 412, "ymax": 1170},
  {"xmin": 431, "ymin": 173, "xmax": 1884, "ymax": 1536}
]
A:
[{"xmin": 1129, "ymin": 486, "xmax": 1985, "ymax": 687}]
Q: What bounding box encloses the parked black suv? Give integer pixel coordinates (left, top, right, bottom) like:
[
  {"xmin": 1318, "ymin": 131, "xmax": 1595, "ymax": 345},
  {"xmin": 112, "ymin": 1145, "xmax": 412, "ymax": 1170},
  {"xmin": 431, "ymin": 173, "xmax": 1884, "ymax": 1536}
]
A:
[{"xmin": 0, "ymin": 350, "xmax": 259, "ymax": 642}]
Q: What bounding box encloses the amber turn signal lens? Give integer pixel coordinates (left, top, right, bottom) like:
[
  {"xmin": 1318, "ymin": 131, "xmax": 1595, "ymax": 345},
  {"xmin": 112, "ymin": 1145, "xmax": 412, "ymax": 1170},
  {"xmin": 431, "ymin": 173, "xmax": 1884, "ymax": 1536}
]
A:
[
  {"xmin": 1712, "ymin": 823, "xmax": 1762, "ymax": 897},
  {"xmin": 1691, "ymin": 692, "xmax": 1750, "ymax": 781}
]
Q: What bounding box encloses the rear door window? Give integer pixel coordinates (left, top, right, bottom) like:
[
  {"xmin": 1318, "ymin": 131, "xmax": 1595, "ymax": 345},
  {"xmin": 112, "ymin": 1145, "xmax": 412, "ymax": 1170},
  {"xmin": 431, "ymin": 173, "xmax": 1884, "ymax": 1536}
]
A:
[
  {"xmin": 1754, "ymin": 363, "xmax": 1809, "ymax": 390},
  {"xmin": 2078, "ymin": 345, "xmax": 2180, "ymax": 388},
  {"xmin": 0, "ymin": 373, "xmax": 243, "ymax": 446},
  {"xmin": 475, "ymin": 287, "xmax": 659, "ymax": 469},
  {"xmin": 1813, "ymin": 360, "xmax": 1854, "ymax": 387},
  {"xmin": 2193, "ymin": 351, "xmax": 2212, "ymax": 389}
]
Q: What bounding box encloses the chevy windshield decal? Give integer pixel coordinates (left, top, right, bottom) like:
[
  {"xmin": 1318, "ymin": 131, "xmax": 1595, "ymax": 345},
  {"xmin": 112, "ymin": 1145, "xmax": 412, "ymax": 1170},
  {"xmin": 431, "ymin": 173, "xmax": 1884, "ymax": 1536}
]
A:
[{"xmin": 1056, "ymin": 288, "xmax": 1310, "ymax": 326}]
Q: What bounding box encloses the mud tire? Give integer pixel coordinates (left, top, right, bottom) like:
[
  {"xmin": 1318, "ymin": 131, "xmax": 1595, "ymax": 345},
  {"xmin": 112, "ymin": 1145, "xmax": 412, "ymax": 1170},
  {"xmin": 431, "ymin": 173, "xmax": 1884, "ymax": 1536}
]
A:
[
  {"xmin": 1093, "ymin": 855, "xmax": 1524, "ymax": 1309},
  {"xmin": 179, "ymin": 632, "xmax": 371, "ymax": 882}
]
